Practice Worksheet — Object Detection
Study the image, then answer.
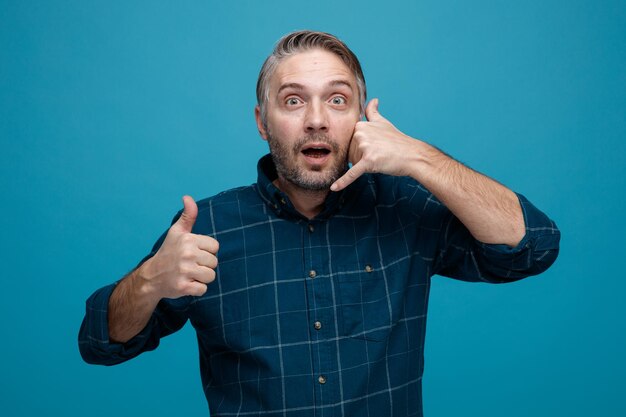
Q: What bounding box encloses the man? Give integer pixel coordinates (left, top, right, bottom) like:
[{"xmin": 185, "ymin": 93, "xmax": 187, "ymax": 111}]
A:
[{"xmin": 79, "ymin": 30, "xmax": 560, "ymax": 416}]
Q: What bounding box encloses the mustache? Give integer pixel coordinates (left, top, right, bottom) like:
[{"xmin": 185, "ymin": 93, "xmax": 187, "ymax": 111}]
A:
[{"xmin": 292, "ymin": 133, "xmax": 340, "ymax": 154}]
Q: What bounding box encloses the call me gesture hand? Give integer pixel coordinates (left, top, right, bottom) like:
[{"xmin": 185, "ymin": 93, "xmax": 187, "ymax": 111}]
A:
[
  {"xmin": 330, "ymin": 98, "xmax": 427, "ymax": 192},
  {"xmin": 331, "ymin": 98, "xmax": 526, "ymax": 249}
]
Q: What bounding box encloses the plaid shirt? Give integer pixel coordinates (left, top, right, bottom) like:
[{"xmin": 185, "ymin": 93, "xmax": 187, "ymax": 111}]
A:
[{"xmin": 79, "ymin": 154, "xmax": 560, "ymax": 416}]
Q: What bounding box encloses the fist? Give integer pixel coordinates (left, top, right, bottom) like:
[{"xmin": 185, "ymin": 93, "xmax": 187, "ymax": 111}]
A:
[{"xmin": 141, "ymin": 195, "xmax": 219, "ymax": 299}]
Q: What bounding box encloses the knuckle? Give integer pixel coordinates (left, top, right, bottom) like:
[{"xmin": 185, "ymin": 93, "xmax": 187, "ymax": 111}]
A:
[
  {"xmin": 180, "ymin": 249, "xmax": 194, "ymax": 260},
  {"xmin": 194, "ymin": 284, "xmax": 208, "ymax": 297},
  {"xmin": 357, "ymin": 140, "xmax": 369, "ymax": 151},
  {"xmin": 175, "ymin": 280, "xmax": 187, "ymax": 293},
  {"xmin": 180, "ymin": 233, "xmax": 194, "ymax": 244},
  {"xmin": 178, "ymin": 264, "xmax": 192, "ymax": 276}
]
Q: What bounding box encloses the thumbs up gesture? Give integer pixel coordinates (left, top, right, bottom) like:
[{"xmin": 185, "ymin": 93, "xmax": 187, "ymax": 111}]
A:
[
  {"xmin": 141, "ymin": 195, "xmax": 220, "ymax": 299},
  {"xmin": 330, "ymin": 98, "xmax": 423, "ymax": 192}
]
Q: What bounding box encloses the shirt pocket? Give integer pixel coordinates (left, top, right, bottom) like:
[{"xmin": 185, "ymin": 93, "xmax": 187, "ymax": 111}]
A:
[
  {"xmin": 337, "ymin": 263, "xmax": 394, "ymax": 342},
  {"xmin": 189, "ymin": 293, "xmax": 250, "ymax": 348}
]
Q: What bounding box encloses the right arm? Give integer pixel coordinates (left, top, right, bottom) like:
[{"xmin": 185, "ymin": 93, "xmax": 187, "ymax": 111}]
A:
[{"xmin": 107, "ymin": 262, "xmax": 164, "ymax": 344}]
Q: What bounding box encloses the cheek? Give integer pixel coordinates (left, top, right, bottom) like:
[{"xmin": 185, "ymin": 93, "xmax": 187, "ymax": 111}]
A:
[
  {"xmin": 268, "ymin": 114, "xmax": 301, "ymax": 137},
  {"xmin": 337, "ymin": 119, "xmax": 358, "ymax": 141}
]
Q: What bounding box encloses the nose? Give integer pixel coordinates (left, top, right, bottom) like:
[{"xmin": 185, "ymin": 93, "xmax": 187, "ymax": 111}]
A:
[{"xmin": 304, "ymin": 99, "xmax": 328, "ymax": 133}]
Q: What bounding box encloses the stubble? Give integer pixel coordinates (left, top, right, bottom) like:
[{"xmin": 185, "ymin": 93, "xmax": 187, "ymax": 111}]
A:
[{"xmin": 267, "ymin": 132, "xmax": 348, "ymax": 191}]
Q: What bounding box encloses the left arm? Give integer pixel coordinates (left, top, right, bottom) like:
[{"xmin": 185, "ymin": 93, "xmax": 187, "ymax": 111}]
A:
[{"xmin": 331, "ymin": 98, "xmax": 525, "ymax": 248}]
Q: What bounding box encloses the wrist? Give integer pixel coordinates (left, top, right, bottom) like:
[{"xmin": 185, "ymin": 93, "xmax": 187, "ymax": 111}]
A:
[
  {"xmin": 406, "ymin": 140, "xmax": 445, "ymax": 181},
  {"xmin": 131, "ymin": 258, "xmax": 163, "ymax": 304}
]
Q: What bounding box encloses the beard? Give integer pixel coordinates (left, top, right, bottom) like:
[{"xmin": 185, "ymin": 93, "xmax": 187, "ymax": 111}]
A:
[{"xmin": 267, "ymin": 131, "xmax": 348, "ymax": 191}]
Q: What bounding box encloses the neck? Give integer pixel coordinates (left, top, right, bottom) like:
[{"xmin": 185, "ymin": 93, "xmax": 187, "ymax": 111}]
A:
[{"xmin": 273, "ymin": 177, "xmax": 329, "ymax": 219}]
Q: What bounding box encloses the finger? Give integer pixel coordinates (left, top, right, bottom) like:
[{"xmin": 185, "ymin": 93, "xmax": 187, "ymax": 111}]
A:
[
  {"xmin": 365, "ymin": 98, "xmax": 383, "ymax": 122},
  {"xmin": 171, "ymin": 195, "xmax": 198, "ymax": 234},
  {"xmin": 184, "ymin": 280, "xmax": 208, "ymax": 297},
  {"xmin": 189, "ymin": 265, "xmax": 216, "ymax": 284},
  {"xmin": 330, "ymin": 161, "xmax": 367, "ymax": 192},
  {"xmin": 195, "ymin": 235, "xmax": 220, "ymax": 254},
  {"xmin": 196, "ymin": 250, "xmax": 218, "ymax": 269}
]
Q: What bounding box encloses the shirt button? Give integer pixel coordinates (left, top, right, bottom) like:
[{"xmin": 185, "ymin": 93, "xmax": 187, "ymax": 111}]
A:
[
  {"xmin": 308, "ymin": 224, "xmax": 315, "ymax": 233},
  {"xmin": 309, "ymin": 270, "xmax": 317, "ymax": 278},
  {"xmin": 280, "ymin": 197, "xmax": 286, "ymax": 205},
  {"xmin": 314, "ymin": 321, "xmax": 322, "ymax": 330},
  {"xmin": 318, "ymin": 375, "xmax": 326, "ymax": 384},
  {"xmin": 365, "ymin": 264, "xmax": 373, "ymax": 273}
]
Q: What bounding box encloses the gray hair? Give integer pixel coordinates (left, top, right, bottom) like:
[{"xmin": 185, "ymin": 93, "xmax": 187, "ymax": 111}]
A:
[{"xmin": 256, "ymin": 30, "xmax": 367, "ymax": 127}]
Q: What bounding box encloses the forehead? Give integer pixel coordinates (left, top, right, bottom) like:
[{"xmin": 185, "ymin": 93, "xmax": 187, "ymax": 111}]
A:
[{"xmin": 270, "ymin": 48, "xmax": 356, "ymax": 93}]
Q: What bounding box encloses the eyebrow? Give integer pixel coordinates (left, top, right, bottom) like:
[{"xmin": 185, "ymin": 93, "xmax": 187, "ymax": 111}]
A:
[
  {"xmin": 276, "ymin": 79, "xmax": 354, "ymax": 96},
  {"xmin": 328, "ymin": 80, "xmax": 354, "ymax": 91},
  {"xmin": 277, "ymin": 83, "xmax": 304, "ymax": 96}
]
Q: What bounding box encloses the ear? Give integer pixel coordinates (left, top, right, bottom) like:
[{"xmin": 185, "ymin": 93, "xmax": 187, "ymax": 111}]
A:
[{"xmin": 254, "ymin": 105, "xmax": 268, "ymax": 141}]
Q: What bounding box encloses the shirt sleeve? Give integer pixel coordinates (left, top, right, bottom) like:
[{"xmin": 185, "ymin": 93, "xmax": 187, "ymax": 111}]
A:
[
  {"xmin": 431, "ymin": 192, "xmax": 561, "ymax": 283},
  {"xmin": 78, "ymin": 227, "xmax": 190, "ymax": 366}
]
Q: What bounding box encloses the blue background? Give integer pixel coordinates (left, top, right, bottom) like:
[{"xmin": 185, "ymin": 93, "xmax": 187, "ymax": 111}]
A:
[{"xmin": 1, "ymin": 0, "xmax": 624, "ymax": 415}]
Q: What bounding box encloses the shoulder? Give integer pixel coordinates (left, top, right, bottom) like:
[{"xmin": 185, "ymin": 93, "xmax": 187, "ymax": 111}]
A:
[
  {"xmin": 195, "ymin": 184, "xmax": 259, "ymax": 213},
  {"xmin": 189, "ymin": 184, "xmax": 266, "ymax": 236}
]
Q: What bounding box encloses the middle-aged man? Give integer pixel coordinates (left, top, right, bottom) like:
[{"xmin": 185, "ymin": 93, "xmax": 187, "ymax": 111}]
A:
[{"xmin": 80, "ymin": 30, "xmax": 561, "ymax": 416}]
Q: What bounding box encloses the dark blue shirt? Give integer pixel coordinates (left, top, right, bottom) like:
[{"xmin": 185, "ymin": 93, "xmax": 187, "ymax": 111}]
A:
[{"xmin": 79, "ymin": 154, "xmax": 560, "ymax": 416}]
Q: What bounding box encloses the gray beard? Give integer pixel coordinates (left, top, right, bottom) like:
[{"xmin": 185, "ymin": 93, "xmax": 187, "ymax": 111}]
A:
[{"xmin": 267, "ymin": 132, "xmax": 348, "ymax": 191}]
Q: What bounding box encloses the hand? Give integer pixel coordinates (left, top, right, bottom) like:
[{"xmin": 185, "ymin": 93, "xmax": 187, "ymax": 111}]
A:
[
  {"xmin": 330, "ymin": 98, "xmax": 421, "ymax": 192},
  {"xmin": 140, "ymin": 195, "xmax": 219, "ymax": 299}
]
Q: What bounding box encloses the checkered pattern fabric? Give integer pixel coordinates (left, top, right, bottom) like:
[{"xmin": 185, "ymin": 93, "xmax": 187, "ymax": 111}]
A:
[{"xmin": 79, "ymin": 154, "xmax": 560, "ymax": 416}]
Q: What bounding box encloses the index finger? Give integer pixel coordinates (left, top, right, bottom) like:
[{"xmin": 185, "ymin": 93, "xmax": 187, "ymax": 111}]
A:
[{"xmin": 330, "ymin": 161, "xmax": 366, "ymax": 192}]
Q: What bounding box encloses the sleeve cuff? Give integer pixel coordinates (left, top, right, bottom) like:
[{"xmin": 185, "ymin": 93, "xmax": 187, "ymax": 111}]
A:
[
  {"xmin": 474, "ymin": 192, "xmax": 560, "ymax": 277},
  {"xmin": 476, "ymin": 192, "xmax": 559, "ymax": 253},
  {"xmin": 78, "ymin": 283, "xmax": 160, "ymax": 365}
]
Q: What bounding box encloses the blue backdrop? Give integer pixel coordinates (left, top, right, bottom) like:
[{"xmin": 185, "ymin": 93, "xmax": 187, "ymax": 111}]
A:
[{"xmin": 1, "ymin": 0, "xmax": 624, "ymax": 416}]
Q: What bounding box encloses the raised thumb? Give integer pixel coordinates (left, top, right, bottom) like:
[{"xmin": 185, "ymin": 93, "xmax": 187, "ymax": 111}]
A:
[{"xmin": 172, "ymin": 195, "xmax": 198, "ymax": 233}]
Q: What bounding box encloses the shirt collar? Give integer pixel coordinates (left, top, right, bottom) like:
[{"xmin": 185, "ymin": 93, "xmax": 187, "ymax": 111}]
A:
[{"xmin": 255, "ymin": 153, "xmax": 367, "ymax": 221}]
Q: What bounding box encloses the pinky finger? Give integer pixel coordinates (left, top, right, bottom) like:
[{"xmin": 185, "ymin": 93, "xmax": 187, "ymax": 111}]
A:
[{"xmin": 186, "ymin": 281, "xmax": 208, "ymax": 297}]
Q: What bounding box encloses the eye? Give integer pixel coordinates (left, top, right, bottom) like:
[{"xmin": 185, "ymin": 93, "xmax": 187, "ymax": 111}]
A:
[
  {"xmin": 330, "ymin": 96, "xmax": 346, "ymax": 105},
  {"xmin": 286, "ymin": 97, "xmax": 301, "ymax": 106}
]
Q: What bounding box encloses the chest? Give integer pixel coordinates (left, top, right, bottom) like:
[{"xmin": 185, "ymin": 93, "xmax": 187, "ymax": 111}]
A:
[{"xmin": 188, "ymin": 211, "xmax": 434, "ymax": 350}]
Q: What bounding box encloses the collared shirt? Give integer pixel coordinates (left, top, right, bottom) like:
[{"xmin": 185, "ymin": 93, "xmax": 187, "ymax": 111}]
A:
[{"xmin": 79, "ymin": 154, "xmax": 560, "ymax": 417}]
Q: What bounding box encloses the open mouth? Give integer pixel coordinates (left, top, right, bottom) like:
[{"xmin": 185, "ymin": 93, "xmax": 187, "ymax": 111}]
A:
[{"xmin": 301, "ymin": 144, "xmax": 331, "ymax": 159}]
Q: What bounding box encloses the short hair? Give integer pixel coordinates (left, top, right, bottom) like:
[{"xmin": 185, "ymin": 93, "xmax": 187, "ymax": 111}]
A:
[{"xmin": 256, "ymin": 30, "xmax": 367, "ymax": 126}]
